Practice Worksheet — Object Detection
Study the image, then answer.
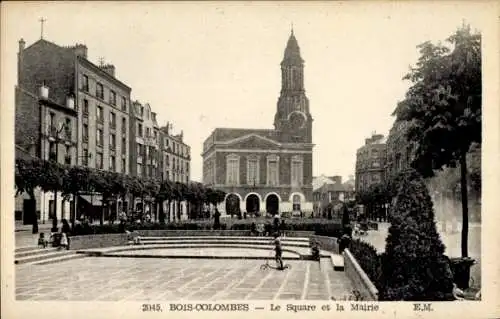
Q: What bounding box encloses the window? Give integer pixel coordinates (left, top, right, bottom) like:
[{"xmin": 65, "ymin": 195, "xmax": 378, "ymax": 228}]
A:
[
  {"xmin": 110, "ymin": 156, "xmax": 116, "ymax": 171},
  {"xmin": 291, "ymin": 155, "xmax": 303, "ymax": 187},
  {"xmin": 136, "ymin": 143, "xmax": 142, "ymax": 156},
  {"xmin": 137, "ymin": 123, "xmax": 143, "ymax": 137},
  {"xmin": 96, "ymin": 82, "xmax": 104, "ymax": 99},
  {"xmin": 97, "ymin": 106, "xmax": 103, "ymax": 123},
  {"xmin": 64, "ymin": 145, "xmax": 71, "ymax": 164},
  {"xmin": 121, "ymin": 97, "xmax": 127, "ymax": 111},
  {"xmin": 83, "ymin": 124, "xmax": 89, "ymax": 142},
  {"xmin": 49, "ymin": 142, "xmax": 56, "ymax": 161},
  {"xmin": 83, "ymin": 99, "xmax": 89, "ymax": 114},
  {"xmin": 49, "ymin": 112, "xmax": 55, "ymax": 132},
  {"xmin": 226, "ymin": 154, "xmax": 240, "ymax": 185},
  {"xmin": 64, "ymin": 117, "xmax": 72, "ymax": 139},
  {"xmin": 96, "ymin": 152, "xmax": 103, "ymax": 169},
  {"xmin": 110, "ymin": 90, "xmax": 116, "ymax": 105},
  {"xmin": 247, "ymin": 157, "xmax": 259, "ymax": 185},
  {"xmin": 82, "ymin": 75, "xmax": 89, "ymax": 92},
  {"xmin": 122, "ymin": 137, "xmax": 126, "ymax": 154},
  {"xmin": 146, "ymin": 127, "xmax": 151, "ymax": 137},
  {"xmin": 109, "ymin": 134, "xmax": 116, "ymax": 150},
  {"xmin": 266, "ymin": 155, "xmax": 280, "ymax": 186},
  {"xmin": 122, "ymin": 159, "xmax": 126, "ymax": 173},
  {"xmin": 137, "ymin": 163, "xmax": 142, "ymax": 176},
  {"xmin": 140, "ymin": 106, "xmax": 144, "ymax": 117},
  {"xmin": 372, "ymin": 161, "xmax": 380, "ymax": 168},
  {"xmin": 110, "ymin": 112, "xmax": 116, "ymax": 129},
  {"xmin": 96, "ymin": 129, "xmax": 103, "ymax": 146},
  {"xmin": 121, "ymin": 117, "xmax": 126, "ymax": 133},
  {"xmin": 83, "ymin": 148, "xmax": 89, "ymax": 166}
]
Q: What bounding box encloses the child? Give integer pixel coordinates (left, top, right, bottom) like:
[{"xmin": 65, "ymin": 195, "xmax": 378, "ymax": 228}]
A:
[
  {"xmin": 37, "ymin": 233, "xmax": 48, "ymax": 248},
  {"xmin": 271, "ymin": 233, "xmax": 284, "ymax": 270},
  {"xmin": 60, "ymin": 232, "xmax": 69, "ymax": 250}
]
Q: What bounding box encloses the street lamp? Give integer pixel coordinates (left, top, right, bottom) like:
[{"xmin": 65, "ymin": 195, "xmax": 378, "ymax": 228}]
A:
[
  {"xmin": 50, "ymin": 122, "xmax": 68, "ymax": 232},
  {"xmin": 72, "ymin": 152, "xmax": 92, "ymax": 226}
]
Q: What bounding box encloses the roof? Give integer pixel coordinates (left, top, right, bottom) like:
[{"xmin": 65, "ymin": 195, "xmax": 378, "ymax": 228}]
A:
[
  {"xmin": 282, "ymin": 30, "xmax": 304, "ymax": 65},
  {"xmin": 319, "ymin": 182, "xmax": 348, "ymax": 193},
  {"xmin": 212, "ymin": 128, "xmax": 278, "ymax": 143}
]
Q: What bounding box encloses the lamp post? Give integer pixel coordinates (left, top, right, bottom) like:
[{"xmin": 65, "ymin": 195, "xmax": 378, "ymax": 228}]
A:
[
  {"xmin": 51, "ymin": 122, "xmax": 68, "ymax": 232},
  {"xmin": 72, "ymin": 152, "xmax": 92, "ymax": 226}
]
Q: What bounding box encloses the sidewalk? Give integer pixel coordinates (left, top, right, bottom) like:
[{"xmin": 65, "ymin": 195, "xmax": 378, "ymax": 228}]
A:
[{"xmin": 15, "ymin": 222, "xmax": 53, "ymax": 232}]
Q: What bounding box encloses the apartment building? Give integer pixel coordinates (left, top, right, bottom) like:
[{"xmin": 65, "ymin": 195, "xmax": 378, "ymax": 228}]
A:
[
  {"xmin": 160, "ymin": 123, "xmax": 191, "ymax": 184},
  {"xmin": 355, "ymin": 133, "xmax": 387, "ymax": 193},
  {"xmin": 15, "ymin": 85, "xmax": 78, "ymax": 223},
  {"xmin": 15, "ymin": 37, "xmax": 131, "ymax": 222},
  {"xmin": 129, "ymin": 101, "xmax": 161, "ymax": 179}
]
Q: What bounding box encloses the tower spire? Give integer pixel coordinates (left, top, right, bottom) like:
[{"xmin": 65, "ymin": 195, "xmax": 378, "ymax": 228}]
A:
[
  {"xmin": 291, "ymin": 22, "xmax": 294, "ymax": 35},
  {"xmin": 39, "ymin": 17, "xmax": 47, "ymax": 39}
]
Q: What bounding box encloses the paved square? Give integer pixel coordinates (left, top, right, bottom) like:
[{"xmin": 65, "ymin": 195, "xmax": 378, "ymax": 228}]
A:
[{"xmin": 16, "ymin": 257, "xmax": 353, "ymax": 301}]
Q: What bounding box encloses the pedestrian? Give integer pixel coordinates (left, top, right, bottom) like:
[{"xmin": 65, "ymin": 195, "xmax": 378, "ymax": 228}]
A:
[
  {"xmin": 59, "ymin": 232, "xmax": 69, "ymax": 250},
  {"xmin": 213, "ymin": 208, "xmax": 221, "ymax": 230}
]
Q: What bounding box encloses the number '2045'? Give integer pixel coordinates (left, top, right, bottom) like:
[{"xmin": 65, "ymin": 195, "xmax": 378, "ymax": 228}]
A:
[{"xmin": 142, "ymin": 304, "xmax": 162, "ymax": 312}]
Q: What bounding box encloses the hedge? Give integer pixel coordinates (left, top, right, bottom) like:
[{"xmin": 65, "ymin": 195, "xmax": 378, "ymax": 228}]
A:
[
  {"xmin": 348, "ymin": 239, "xmax": 382, "ymax": 290},
  {"xmin": 70, "ymin": 219, "xmax": 343, "ymax": 237}
]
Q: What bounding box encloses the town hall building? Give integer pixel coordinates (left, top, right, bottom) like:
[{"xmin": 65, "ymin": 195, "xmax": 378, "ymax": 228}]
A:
[{"xmin": 202, "ymin": 29, "xmax": 314, "ymax": 217}]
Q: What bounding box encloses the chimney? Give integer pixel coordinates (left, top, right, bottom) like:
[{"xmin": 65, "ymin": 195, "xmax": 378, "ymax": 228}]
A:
[
  {"xmin": 19, "ymin": 38, "xmax": 25, "ymax": 52},
  {"xmin": 18, "ymin": 38, "xmax": 26, "ymax": 84},
  {"xmin": 73, "ymin": 44, "xmax": 88, "ymax": 58},
  {"xmin": 100, "ymin": 64, "xmax": 115, "ymax": 77},
  {"xmin": 66, "ymin": 95, "xmax": 75, "ymax": 109},
  {"xmin": 40, "ymin": 83, "xmax": 49, "ymax": 100}
]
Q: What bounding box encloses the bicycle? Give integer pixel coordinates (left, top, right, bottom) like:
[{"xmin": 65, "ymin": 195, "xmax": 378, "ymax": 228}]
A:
[{"xmin": 260, "ymin": 251, "xmax": 291, "ymax": 271}]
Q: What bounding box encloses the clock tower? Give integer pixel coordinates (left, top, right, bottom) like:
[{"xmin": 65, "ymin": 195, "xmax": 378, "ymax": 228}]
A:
[{"xmin": 274, "ymin": 28, "xmax": 312, "ymax": 143}]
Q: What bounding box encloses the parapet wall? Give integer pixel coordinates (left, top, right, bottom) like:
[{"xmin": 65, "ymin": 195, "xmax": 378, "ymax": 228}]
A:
[{"xmin": 343, "ymin": 248, "xmax": 379, "ymax": 301}]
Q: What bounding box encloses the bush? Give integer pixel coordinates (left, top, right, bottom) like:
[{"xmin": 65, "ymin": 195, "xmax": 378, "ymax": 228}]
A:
[
  {"xmin": 349, "ymin": 239, "xmax": 382, "ymax": 289},
  {"xmin": 380, "ymin": 169, "xmax": 454, "ymax": 301},
  {"xmin": 70, "ymin": 219, "xmax": 343, "ymax": 237}
]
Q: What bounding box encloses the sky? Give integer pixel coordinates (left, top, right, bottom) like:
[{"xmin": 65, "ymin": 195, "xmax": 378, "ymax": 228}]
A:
[{"xmin": 1, "ymin": 1, "xmax": 493, "ymax": 183}]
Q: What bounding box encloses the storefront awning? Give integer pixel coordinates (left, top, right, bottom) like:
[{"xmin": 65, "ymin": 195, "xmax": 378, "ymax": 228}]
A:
[{"xmin": 79, "ymin": 194, "xmax": 103, "ymax": 206}]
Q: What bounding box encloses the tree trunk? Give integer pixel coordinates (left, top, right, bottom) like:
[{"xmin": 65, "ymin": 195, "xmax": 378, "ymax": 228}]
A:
[
  {"xmin": 71, "ymin": 192, "xmax": 77, "ymax": 229},
  {"xmin": 28, "ymin": 189, "xmax": 39, "ymax": 234},
  {"xmin": 100, "ymin": 195, "xmax": 106, "ymax": 226},
  {"xmin": 159, "ymin": 199, "xmax": 165, "ymax": 224},
  {"xmin": 460, "ymin": 151, "xmax": 469, "ymax": 258}
]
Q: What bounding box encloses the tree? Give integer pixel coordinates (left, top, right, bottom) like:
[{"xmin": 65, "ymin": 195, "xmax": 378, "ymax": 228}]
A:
[
  {"xmin": 15, "ymin": 158, "xmax": 46, "ymax": 233},
  {"xmin": 394, "ymin": 24, "xmax": 481, "ymax": 258},
  {"xmin": 380, "ymin": 169, "xmax": 454, "ymax": 301}
]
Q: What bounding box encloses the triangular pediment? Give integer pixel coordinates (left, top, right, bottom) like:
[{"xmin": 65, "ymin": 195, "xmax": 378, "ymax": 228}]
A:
[{"xmin": 218, "ymin": 133, "xmax": 281, "ymax": 149}]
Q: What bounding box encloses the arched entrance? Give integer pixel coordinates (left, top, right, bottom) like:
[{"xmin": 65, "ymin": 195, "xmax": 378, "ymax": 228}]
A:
[
  {"xmin": 292, "ymin": 194, "xmax": 301, "ymax": 212},
  {"xmin": 225, "ymin": 194, "xmax": 241, "ymax": 217},
  {"xmin": 266, "ymin": 194, "xmax": 279, "ymax": 216},
  {"xmin": 245, "ymin": 194, "xmax": 260, "ymax": 215}
]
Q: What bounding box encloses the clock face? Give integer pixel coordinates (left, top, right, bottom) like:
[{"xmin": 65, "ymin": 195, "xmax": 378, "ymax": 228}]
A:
[{"xmin": 289, "ymin": 111, "xmax": 306, "ymax": 129}]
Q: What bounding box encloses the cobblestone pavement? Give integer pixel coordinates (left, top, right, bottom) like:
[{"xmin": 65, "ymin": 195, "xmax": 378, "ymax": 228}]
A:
[{"xmin": 16, "ymin": 257, "xmax": 352, "ymax": 301}]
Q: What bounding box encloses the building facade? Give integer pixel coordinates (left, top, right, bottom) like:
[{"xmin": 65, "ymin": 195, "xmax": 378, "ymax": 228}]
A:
[
  {"xmin": 201, "ymin": 30, "xmax": 314, "ymax": 217},
  {"xmin": 355, "ymin": 133, "xmax": 386, "ymax": 193},
  {"xmin": 130, "ymin": 101, "xmax": 161, "ymax": 179},
  {"xmin": 385, "ymin": 120, "xmax": 416, "ymax": 179},
  {"xmin": 15, "ymin": 37, "xmax": 132, "ymax": 222},
  {"xmin": 160, "ymin": 124, "xmax": 191, "ymax": 184},
  {"xmin": 15, "ymin": 85, "xmax": 78, "ymax": 223}
]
